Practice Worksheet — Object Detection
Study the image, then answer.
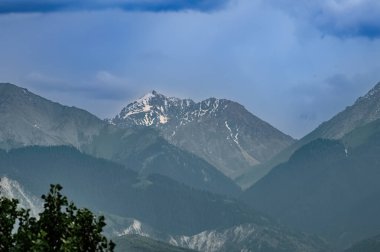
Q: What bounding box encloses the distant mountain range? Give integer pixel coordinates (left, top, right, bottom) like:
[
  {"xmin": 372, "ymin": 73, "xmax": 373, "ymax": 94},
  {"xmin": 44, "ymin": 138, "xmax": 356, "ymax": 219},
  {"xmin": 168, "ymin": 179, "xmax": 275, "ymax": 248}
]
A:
[
  {"xmin": 111, "ymin": 90, "xmax": 295, "ymax": 179},
  {"xmin": 2, "ymin": 81, "xmax": 380, "ymax": 251},
  {"xmin": 0, "ymin": 82, "xmax": 295, "ymax": 193},
  {"xmin": 0, "ymin": 83, "xmax": 240, "ymax": 196}
]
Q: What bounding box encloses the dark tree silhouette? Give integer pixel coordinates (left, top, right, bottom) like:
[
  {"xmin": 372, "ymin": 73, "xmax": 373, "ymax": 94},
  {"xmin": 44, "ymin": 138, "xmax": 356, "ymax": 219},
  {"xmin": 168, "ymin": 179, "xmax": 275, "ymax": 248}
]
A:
[{"xmin": 0, "ymin": 184, "xmax": 115, "ymax": 251}]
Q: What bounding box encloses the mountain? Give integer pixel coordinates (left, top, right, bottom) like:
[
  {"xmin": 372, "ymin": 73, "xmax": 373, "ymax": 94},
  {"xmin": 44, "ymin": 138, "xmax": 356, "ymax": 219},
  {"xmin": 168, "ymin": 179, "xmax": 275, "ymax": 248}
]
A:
[
  {"xmin": 0, "ymin": 146, "xmax": 328, "ymax": 251},
  {"xmin": 0, "ymin": 83, "xmax": 104, "ymax": 150},
  {"xmin": 114, "ymin": 211, "xmax": 328, "ymax": 252},
  {"xmin": 345, "ymin": 234, "xmax": 380, "ymax": 252},
  {"xmin": 169, "ymin": 223, "xmax": 327, "ymax": 252},
  {"xmin": 238, "ymin": 81, "xmax": 380, "ymax": 189},
  {"xmin": 241, "ymin": 119, "xmax": 380, "ymax": 249},
  {"xmin": 309, "ymin": 82, "xmax": 380, "ymax": 139},
  {"xmin": 0, "ymin": 83, "xmax": 239, "ymax": 195},
  {"xmin": 111, "ymin": 91, "xmax": 295, "ymax": 179}
]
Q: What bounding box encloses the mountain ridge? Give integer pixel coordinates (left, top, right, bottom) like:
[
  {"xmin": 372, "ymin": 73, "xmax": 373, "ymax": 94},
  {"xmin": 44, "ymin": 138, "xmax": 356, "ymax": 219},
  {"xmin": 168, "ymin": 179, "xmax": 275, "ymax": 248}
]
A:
[{"xmin": 237, "ymin": 81, "xmax": 380, "ymax": 188}]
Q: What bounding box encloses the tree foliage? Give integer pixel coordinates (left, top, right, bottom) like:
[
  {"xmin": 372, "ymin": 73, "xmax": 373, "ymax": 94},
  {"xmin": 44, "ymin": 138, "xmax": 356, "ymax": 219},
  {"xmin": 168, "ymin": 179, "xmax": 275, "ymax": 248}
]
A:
[{"xmin": 0, "ymin": 184, "xmax": 115, "ymax": 251}]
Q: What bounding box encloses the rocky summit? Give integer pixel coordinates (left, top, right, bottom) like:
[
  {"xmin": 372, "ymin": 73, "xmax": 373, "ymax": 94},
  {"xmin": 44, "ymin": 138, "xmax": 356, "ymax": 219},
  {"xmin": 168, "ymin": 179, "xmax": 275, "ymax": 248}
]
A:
[{"xmin": 111, "ymin": 91, "xmax": 295, "ymax": 179}]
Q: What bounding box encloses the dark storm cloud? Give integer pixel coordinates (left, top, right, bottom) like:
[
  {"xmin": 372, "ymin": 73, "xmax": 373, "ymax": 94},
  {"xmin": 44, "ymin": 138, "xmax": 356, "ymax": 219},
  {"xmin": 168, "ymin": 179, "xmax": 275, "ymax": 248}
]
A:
[
  {"xmin": 0, "ymin": 0, "xmax": 230, "ymax": 14},
  {"xmin": 268, "ymin": 0, "xmax": 380, "ymax": 39}
]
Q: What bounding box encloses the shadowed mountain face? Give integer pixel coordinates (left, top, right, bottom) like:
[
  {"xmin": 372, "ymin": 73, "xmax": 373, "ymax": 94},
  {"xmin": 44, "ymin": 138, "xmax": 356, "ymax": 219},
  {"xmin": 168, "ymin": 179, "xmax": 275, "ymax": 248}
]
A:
[
  {"xmin": 242, "ymin": 120, "xmax": 380, "ymax": 249},
  {"xmin": 111, "ymin": 91, "xmax": 295, "ymax": 179},
  {"xmin": 238, "ymin": 82, "xmax": 380, "ymax": 189},
  {"xmin": 0, "ymin": 146, "xmax": 255, "ymax": 235},
  {"xmin": 0, "ymin": 83, "xmax": 239, "ymax": 196},
  {"xmin": 83, "ymin": 126, "xmax": 241, "ymax": 196}
]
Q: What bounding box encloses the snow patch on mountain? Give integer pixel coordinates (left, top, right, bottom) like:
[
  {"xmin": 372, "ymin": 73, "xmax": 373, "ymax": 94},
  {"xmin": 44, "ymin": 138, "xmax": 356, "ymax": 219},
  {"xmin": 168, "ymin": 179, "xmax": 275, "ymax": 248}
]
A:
[
  {"xmin": 170, "ymin": 224, "xmax": 258, "ymax": 252},
  {"xmin": 108, "ymin": 216, "xmax": 325, "ymax": 252},
  {"xmin": 225, "ymin": 121, "xmax": 240, "ymax": 146},
  {"xmin": 172, "ymin": 230, "xmax": 226, "ymax": 252},
  {"xmin": 137, "ymin": 92, "xmax": 156, "ymax": 104},
  {"xmin": 112, "ymin": 91, "xmax": 225, "ymax": 128},
  {"xmin": 159, "ymin": 114, "xmax": 168, "ymax": 124},
  {"xmin": 123, "ymin": 92, "xmax": 154, "ymax": 119},
  {"xmin": 118, "ymin": 220, "xmax": 149, "ymax": 237},
  {"xmin": 115, "ymin": 91, "xmax": 180, "ymax": 126},
  {"xmin": 169, "ymin": 223, "xmax": 325, "ymax": 252}
]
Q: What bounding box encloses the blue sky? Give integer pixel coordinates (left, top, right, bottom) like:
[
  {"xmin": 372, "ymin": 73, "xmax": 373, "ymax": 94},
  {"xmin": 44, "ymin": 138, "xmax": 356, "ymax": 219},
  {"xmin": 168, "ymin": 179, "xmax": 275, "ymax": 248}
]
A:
[{"xmin": 0, "ymin": 0, "xmax": 380, "ymax": 138}]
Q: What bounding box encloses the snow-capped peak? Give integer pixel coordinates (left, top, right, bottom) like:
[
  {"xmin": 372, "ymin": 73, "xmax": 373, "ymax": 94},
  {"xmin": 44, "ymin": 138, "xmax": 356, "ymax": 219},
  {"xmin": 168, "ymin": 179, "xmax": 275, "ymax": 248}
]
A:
[
  {"xmin": 136, "ymin": 90, "xmax": 158, "ymax": 104},
  {"xmin": 118, "ymin": 219, "xmax": 149, "ymax": 237},
  {"xmin": 112, "ymin": 90, "xmax": 173, "ymax": 126},
  {"xmin": 111, "ymin": 92, "xmax": 231, "ymax": 128}
]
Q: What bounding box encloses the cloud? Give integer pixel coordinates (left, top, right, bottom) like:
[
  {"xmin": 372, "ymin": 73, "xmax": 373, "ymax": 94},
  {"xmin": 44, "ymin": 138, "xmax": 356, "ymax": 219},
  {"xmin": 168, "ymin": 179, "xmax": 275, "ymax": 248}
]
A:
[
  {"xmin": 286, "ymin": 72, "xmax": 379, "ymax": 135},
  {"xmin": 1, "ymin": 0, "xmax": 380, "ymax": 137},
  {"xmin": 25, "ymin": 71, "xmax": 133, "ymax": 100},
  {"xmin": 268, "ymin": 0, "xmax": 380, "ymax": 38},
  {"xmin": 22, "ymin": 70, "xmax": 138, "ymax": 119},
  {"xmin": 0, "ymin": 0, "xmax": 230, "ymax": 14}
]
